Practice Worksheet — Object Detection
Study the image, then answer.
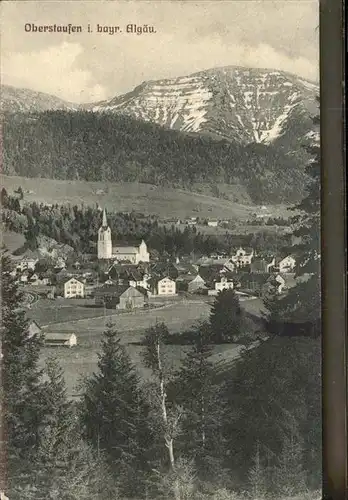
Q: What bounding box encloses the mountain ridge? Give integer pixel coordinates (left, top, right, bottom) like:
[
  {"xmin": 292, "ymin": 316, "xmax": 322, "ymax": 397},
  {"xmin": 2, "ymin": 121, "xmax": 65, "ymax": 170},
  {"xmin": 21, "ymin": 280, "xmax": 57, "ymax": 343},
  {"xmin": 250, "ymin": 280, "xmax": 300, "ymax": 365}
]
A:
[
  {"xmin": 87, "ymin": 66, "xmax": 319, "ymax": 148},
  {"xmin": 2, "ymin": 66, "xmax": 319, "ymax": 149}
]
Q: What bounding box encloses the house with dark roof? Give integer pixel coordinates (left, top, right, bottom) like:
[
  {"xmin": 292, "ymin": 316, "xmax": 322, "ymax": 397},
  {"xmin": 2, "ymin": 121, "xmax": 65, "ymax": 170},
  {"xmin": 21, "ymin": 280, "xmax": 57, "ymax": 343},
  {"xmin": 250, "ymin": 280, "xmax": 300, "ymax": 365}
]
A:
[
  {"xmin": 176, "ymin": 274, "xmax": 207, "ymax": 293},
  {"xmin": 44, "ymin": 332, "xmax": 77, "ymax": 348},
  {"xmin": 250, "ymin": 258, "xmax": 270, "ymax": 274},
  {"xmin": 94, "ymin": 284, "xmax": 147, "ymax": 310},
  {"xmin": 150, "ymin": 262, "xmax": 179, "ymax": 280},
  {"xmin": 238, "ymin": 273, "xmax": 270, "ymax": 296},
  {"xmin": 173, "ymin": 261, "xmax": 199, "ymax": 275}
]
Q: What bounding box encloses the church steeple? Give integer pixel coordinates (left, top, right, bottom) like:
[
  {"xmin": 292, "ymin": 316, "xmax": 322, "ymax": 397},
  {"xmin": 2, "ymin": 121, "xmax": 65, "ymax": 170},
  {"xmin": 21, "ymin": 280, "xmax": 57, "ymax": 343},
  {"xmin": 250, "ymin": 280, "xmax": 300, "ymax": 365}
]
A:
[
  {"xmin": 102, "ymin": 208, "xmax": 108, "ymax": 228},
  {"xmin": 98, "ymin": 208, "xmax": 112, "ymax": 259}
]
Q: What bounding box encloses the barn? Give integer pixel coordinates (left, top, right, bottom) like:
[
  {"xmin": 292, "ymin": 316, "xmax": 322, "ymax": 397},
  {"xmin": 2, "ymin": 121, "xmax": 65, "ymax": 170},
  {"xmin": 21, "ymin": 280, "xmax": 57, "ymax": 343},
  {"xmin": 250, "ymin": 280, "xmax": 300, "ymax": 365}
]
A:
[
  {"xmin": 44, "ymin": 332, "xmax": 77, "ymax": 347},
  {"xmin": 95, "ymin": 284, "xmax": 147, "ymax": 310}
]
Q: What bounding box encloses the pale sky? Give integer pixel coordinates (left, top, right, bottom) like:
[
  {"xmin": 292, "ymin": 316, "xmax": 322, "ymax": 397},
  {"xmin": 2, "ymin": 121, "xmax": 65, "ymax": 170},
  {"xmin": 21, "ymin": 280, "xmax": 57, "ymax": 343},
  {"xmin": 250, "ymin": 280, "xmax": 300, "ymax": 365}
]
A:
[{"xmin": 1, "ymin": 0, "xmax": 319, "ymax": 103}]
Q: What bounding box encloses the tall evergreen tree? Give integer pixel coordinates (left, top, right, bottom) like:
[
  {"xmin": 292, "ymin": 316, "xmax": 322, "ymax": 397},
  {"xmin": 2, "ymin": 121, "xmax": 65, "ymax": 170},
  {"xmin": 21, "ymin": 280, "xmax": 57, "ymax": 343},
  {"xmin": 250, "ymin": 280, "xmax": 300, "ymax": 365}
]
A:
[
  {"xmin": 209, "ymin": 289, "xmax": 243, "ymax": 342},
  {"xmin": 219, "ymin": 335, "xmax": 321, "ymax": 489},
  {"xmin": 1, "ymin": 252, "xmax": 45, "ymax": 463},
  {"xmin": 29, "ymin": 356, "xmax": 115, "ymax": 500},
  {"xmin": 264, "ymin": 111, "xmax": 321, "ymax": 336},
  {"xmin": 272, "ymin": 412, "xmax": 307, "ymax": 496},
  {"xmin": 80, "ymin": 322, "xmax": 151, "ymax": 496},
  {"xmin": 174, "ymin": 322, "xmax": 225, "ymax": 480},
  {"xmin": 248, "ymin": 442, "xmax": 268, "ymax": 499}
]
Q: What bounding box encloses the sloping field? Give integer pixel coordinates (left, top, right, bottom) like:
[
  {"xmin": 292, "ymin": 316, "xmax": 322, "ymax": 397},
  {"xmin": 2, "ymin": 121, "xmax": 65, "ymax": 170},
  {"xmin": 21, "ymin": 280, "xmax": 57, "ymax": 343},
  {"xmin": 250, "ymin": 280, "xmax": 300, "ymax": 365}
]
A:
[
  {"xmin": 1, "ymin": 175, "xmax": 291, "ymax": 221},
  {"xmin": 38, "ymin": 297, "xmax": 264, "ymax": 397},
  {"xmin": 1, "ymin": 230, "xmax": 26, "ymax": 252}
]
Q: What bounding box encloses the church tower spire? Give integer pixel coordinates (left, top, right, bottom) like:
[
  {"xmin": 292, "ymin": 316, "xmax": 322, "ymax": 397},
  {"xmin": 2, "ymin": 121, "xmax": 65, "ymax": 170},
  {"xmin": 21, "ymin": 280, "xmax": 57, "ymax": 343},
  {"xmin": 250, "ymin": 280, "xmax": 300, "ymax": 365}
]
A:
[
  {"xmin": 102, "ymin": 208, "xmax": 108, "ymax": 228},
  {"xmin": 98, "ymin": 208, "xmax": 112, "ymax": 259}
]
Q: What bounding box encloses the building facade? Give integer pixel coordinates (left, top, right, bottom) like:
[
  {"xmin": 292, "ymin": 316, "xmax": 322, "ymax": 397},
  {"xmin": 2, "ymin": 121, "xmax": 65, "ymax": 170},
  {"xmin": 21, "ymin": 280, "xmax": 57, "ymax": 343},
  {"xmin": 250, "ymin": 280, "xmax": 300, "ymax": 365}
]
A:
[
  {"xmin": 64, "ymin": 277, "xmax": 85, "ymax": 298},
  {"xmin": 150, "ymin": 276, "xmax": 176, "ymax": 296}
]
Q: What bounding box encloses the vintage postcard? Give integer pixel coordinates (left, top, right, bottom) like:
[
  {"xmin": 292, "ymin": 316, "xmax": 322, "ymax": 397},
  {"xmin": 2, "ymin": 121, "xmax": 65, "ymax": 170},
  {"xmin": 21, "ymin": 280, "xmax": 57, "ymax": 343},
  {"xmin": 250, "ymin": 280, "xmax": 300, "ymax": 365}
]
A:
[{"xmin": 1, "ymin": 1, "xmax": 325, "ymax": 499}]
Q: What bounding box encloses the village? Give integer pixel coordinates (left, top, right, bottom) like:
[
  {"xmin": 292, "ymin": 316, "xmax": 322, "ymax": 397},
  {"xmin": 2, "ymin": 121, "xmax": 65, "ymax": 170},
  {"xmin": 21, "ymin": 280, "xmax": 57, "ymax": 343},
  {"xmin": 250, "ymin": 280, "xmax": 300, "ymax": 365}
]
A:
[{"xmin": 8, "ymin": 208, "xmax": 299, "ymax": 349}]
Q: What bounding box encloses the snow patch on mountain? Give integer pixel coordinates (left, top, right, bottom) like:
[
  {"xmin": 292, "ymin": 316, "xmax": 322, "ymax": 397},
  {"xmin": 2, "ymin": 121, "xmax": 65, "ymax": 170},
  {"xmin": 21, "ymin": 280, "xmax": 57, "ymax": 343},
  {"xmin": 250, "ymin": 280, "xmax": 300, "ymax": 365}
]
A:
[{"xmin": 89, "ymin": 66, "xmax": 318, "ymax": 146}]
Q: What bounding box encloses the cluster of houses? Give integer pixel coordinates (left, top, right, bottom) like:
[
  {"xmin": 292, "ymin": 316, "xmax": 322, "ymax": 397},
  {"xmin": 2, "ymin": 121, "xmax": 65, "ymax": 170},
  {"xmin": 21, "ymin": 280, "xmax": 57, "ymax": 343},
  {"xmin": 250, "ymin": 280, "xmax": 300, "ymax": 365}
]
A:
[
  {"xmin": 164, "ymin": 216, "xmax": 231, "ymax": 227},
  {"xmin": 9, "ymin": 244, "xmax": 298, "ymax": 312}
]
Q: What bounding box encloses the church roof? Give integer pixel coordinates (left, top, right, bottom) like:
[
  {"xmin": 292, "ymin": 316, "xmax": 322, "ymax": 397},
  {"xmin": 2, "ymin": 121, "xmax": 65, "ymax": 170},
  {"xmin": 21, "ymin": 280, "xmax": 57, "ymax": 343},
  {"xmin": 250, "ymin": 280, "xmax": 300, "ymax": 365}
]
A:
[
  {"xmin": 101, "ymin": 208, "xmax": 109, "ymax": 228},
  {"xmin": 112, "ymin": 246, "xmax": 138, "ymax": 254}
]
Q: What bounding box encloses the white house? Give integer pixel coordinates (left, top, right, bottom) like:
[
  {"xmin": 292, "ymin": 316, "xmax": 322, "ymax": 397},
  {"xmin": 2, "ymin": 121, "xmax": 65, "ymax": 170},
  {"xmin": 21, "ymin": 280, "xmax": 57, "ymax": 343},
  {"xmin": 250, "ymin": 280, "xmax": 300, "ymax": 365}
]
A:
[
  {"xmin": 17, "ymin": 256, "xmax": 39, "ymax": 272},
  {"xmin": 129, "ymin": 273, "xmax": 150, "ymax": 290},
  {"xmin": 231, "ymin": 247, "xmax": 254, "ymax": 267},
  {"xmin": 278, "ymin": 255, "xmax": 296, "ymax": 274},
  {"xmin": 150, "ymin": 276, "xmax": 176, "ymax": 296},
  {"xmin": 207, "ymin": 219, "xmax": 218, "ymax": 227},
  {"xmin": 19, "ymin": 270, "xmax": 31, "ymax": 283},
  {"xmin": 215, "ymin": 275, "xmax": 235, "ymax": 292},
  {"xmin": 208, "ymin": 276, "xmax": 235, "ymax": 296},
  {"xmin": 64, "ymin": 277, "xmax": 85, "ymax": 298}
]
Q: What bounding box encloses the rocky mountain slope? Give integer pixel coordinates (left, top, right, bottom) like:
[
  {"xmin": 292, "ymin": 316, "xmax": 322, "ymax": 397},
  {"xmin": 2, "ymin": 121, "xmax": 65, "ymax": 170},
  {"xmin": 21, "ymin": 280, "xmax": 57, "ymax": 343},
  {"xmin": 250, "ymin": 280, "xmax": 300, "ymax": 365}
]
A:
[
  {"xmin": 1, "ymin": 84, "xmax": 76, "ymax": 113},
  {"xmin": 89, "ymin": 66, "xmax": 319, "ymax": 148},
  {"xmin": 1, "ymin": 66, "xmax": 319, "ymax": 204}
]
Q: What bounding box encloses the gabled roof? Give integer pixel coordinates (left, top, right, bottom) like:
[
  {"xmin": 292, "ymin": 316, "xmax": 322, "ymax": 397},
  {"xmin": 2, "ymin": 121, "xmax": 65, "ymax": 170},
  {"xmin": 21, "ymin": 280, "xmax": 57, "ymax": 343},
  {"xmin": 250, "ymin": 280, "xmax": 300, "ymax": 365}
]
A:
[
  {"xmin": 148, "ymin": 275, "xmax": 174, "ymax": 287},
  {"xmin": 176, "ymin": 273, "xmax": 202, "ymax": 283},
  {"xmin": 63, "ymin": 277, "xmax": 84, "ymax": 285},
  {"xmin": 45, "ymin": 332, "xmax": 76, "ymax": 340},
  {"xmin": 94, "ymin": 284, "xmax": 130, "ymax": 297},
  {"xmin": 173, "ymin": 262, "xmax": 198, "ymax": 274}
]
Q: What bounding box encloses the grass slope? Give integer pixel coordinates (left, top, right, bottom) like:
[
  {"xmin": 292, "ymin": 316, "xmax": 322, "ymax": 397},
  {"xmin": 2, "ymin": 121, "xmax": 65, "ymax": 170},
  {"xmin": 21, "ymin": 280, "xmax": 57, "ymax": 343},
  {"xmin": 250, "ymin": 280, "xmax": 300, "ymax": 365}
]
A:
[
  {"xmin": 2, "ymin": 175, "xmax": 292, "ymax": 222},
  {"xmin": 1, "ymin": 230, "xmax": 26, "ymax": 252},
  {"xmin": 35, "ymin": 297, "xmax": 264, "ymax": 397}
]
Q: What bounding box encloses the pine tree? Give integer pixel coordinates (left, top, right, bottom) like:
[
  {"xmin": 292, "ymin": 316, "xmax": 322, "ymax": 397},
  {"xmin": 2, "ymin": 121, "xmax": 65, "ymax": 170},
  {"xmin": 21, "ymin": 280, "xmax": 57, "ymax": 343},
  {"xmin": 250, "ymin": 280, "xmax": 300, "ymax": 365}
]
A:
[
  {"xmin": 248, "ymin": 442, "xmax": 268, "ymax": 499},
  {"xmin": 263, "ymin": 111, "xmax": 321, "ymax": 336},
  {"xmin": 80, "ymin": 322, "xmax": 150, "ymax": 496},
  {"xmin": 174, "ymin": 322, "xmax": 225, "ymax": 479},
  {"xmin": 23, "ymin": 356, "xmax": 116, "ymax": 500},
  {"xmin": 1, "ymin": 252, "xmax": 45, "ymax": 463},
  {"xmin": 272, "ymin": 413, "xmax": 307, "ymax": 497},
  {"xmin": 209, "ymin": 289, "xmax": 243, "ymax": 342}
]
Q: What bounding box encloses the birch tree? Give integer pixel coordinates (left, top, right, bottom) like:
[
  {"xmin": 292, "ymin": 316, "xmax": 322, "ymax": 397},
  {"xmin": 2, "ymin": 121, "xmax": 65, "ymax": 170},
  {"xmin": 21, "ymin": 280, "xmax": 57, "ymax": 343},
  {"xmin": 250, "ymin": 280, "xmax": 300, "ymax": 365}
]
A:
[{"xmin": 142, "ymin": 322, "xmax": 182, "ymax": 498}]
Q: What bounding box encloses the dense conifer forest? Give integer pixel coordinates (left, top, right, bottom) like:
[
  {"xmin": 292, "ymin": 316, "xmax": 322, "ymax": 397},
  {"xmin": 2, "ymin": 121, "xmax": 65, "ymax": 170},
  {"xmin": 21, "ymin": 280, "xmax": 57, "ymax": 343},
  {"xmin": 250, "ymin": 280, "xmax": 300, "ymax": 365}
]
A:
[{"xmin": 2, "ymin": 111, "xmax": 309, "ymax": 203}]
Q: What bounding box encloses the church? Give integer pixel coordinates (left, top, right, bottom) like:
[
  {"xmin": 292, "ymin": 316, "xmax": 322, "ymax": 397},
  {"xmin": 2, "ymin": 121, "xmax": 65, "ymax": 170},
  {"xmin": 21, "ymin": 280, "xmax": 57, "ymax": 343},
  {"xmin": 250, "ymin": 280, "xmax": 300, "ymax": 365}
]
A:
[{"xmin": 97, "ymin": 209, "xmax": 150, "ymax": 264}]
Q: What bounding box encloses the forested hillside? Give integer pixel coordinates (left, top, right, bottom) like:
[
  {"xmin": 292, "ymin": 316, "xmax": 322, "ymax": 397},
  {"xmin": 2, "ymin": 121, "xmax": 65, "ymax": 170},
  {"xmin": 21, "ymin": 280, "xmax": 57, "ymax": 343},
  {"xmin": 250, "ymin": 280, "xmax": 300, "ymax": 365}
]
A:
[{"xmin": 2, "ymin": 111, "xmax": 309, "ymax": 203}]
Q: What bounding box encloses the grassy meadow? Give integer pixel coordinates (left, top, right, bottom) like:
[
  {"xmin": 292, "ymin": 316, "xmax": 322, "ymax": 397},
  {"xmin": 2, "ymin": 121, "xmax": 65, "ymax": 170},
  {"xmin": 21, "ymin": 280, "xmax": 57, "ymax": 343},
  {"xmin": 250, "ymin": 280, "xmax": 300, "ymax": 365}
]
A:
[
  {"xmin": 1, "ymin": 174, "xmax": 293, "ymax": 223},
  {"xmin": 36, "ymin": 297, "xmax": 264, "ymax": 397}
]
